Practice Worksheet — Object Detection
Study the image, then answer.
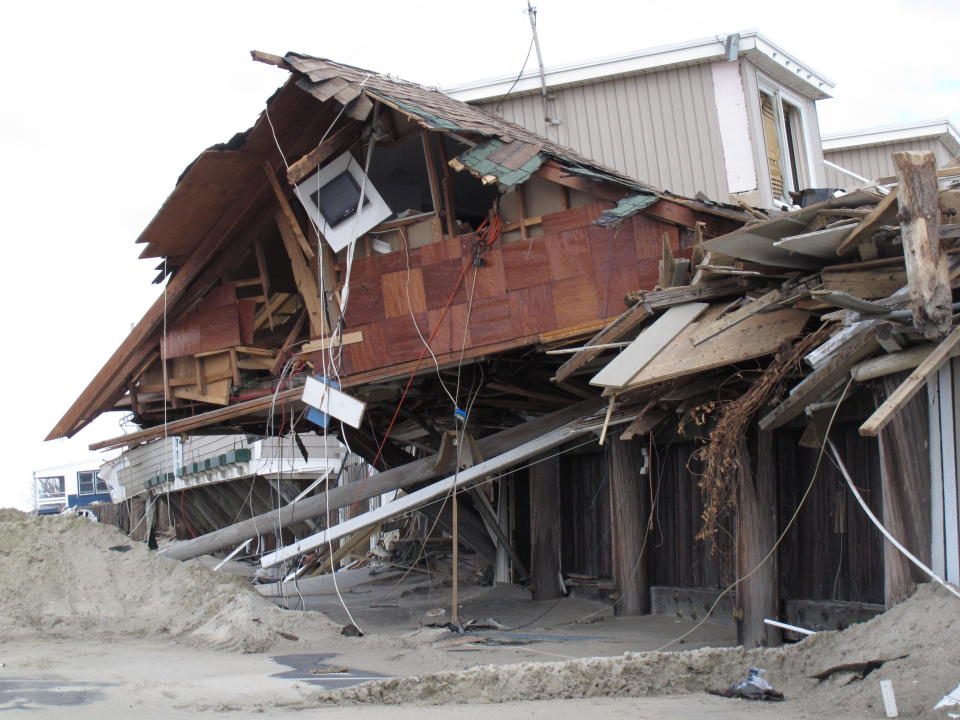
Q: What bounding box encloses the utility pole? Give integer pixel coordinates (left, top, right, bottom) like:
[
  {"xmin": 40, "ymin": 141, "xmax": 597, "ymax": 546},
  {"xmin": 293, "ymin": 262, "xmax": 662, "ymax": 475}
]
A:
[{"xmin": 525, "ymin": 1, "xmax": 556, "ymax": 126}]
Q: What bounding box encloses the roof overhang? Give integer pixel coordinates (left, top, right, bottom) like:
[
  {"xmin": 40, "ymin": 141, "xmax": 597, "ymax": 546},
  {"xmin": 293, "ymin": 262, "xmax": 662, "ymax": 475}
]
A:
[
  {"xmin": 823, "ymin": 119, "xmax": 960, "ymax": 156},
  {"xmin": 443, "ymin": 30, "xmax": 833, "ymax": 103}
]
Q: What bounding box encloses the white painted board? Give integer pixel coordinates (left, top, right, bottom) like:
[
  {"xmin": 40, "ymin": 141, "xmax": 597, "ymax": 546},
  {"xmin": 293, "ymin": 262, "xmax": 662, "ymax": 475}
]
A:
[
  {"xmin": 772, "ymin": 223, "xmax": 856, "ymax": 260},
  {"xmin": 590, "ymin": 303, "xmax": 709, "ymax": 389},
  {"xmin": 302, "ymin": 376, "xmax": 367, "ymax": 429}
]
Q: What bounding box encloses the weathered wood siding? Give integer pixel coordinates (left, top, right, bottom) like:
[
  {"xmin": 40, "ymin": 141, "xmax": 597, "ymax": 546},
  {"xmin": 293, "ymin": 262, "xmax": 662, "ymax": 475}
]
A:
[{"xmin": 477, "ymin": 64, "xmax": 729, "ymax": 202}]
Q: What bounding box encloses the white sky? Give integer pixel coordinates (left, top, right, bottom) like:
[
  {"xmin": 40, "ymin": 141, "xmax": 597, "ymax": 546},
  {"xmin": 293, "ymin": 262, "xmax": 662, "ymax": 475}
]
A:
[{"xmin": 1, "ymin": 0, "xmax": 956, "ymax": 509}]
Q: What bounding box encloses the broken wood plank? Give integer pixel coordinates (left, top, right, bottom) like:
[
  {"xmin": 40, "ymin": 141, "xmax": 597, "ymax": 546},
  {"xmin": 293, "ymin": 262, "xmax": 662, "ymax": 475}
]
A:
[
  {"xmin": 689, "ymin": 289, "xmax": 782, "ymax": 346},
  {"xmin": 759, "ymin": 322, "xmax": 882, "ymax": 431},
  {"xmin": 850, "ymin": 344, "xmax": 951, "ymax": 382},
  {"xmin": 275, "ymin": 210, "xmax": 328, "ymax": 336},
  {"xmin": 659, "ymin": 233, "xmax": 676, "ymax": 289},
  {"xmin": 860, "ymin": 324, "xmax": 960, "ymax": 436},
  {"xmin": 300, "ymin": 331, "xmax": 364, "ymax": 354},
  {"xmin": 264, "ymin": 162, "xmax": 315, "ymax": 260},
  {"xmin": 590, "ymin": 303, "xmax": 709, "ymax": 388},
  {"xmin": 621, "ymin": 305, "xmax": 809, "ymax": 391},
  {"xmin": 619, "ymin": 407, "xmax": 667, "ymax": 441},
  {"xmin": 626, "ymin": 277, "xmax": 757, "ymax": 310},
  {"xmin": 286, "ymin": 122, "xmax": 357, "ymax": 186},
  {"xmin": 893, "ymin": 151, "xmax": 951, "ymax": 339},
  {"xmin": 835, "ymin": 189, "xmax": 899, "ymax": 256},
  {"xmin": 552, "ymin": 303, "xmax": 652, "ymax": 382},
  {"xmin": 810, "ymin": 290, "xmax": 891, "ymax": 315}
]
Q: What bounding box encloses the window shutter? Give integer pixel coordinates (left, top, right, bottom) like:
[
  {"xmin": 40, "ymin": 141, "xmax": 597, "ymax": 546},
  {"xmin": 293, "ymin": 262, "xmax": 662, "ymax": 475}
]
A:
[{"xmin": 760, "ymin": 93, "xmax": 784, "ymax": 199}]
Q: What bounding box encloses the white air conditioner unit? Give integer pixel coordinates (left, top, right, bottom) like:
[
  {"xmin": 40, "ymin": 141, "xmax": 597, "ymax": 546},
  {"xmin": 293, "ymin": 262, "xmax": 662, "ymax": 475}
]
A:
[{"xmin": 295, "ymin": 151, "xmax": 392, "ymax": 253}]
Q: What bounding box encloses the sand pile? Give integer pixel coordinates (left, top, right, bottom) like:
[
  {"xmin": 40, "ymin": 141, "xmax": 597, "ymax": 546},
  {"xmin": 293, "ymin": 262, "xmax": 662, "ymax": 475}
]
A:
[
  {"xmin": 316, "ymin": 582, "xmax": 960, "ymax": 718},
  {"xmin": 0, "ymin": 509, "xmax": 337, "ymax": 652}
]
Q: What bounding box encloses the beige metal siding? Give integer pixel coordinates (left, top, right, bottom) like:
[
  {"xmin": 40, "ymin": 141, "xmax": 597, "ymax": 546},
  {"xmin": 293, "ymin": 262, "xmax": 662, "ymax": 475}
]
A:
[
  {"xmin": 823, "ymin": 138, "xmax": 955, "ymax": 188},
  {"xmin": 479, "ymin": 63, "xmax": 729, "ymax": 201}
]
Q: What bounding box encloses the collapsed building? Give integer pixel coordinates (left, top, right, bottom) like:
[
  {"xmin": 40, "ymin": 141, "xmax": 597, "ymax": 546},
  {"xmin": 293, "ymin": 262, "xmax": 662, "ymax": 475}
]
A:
[{"xmin": 48, "ymin": 44, "xmax": 960, "ymax": 650}]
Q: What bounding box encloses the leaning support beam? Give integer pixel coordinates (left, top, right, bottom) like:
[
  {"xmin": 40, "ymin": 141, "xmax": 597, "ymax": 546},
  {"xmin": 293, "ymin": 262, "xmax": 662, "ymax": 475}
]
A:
[
  {"xmin": 893, "ymin": 151, "xmax": 950, "ymax": 339},
  {"xmin": 160, "ymin": 399, "xmax": 602, "ymax": 561},
  {"xmin": 260, "ymin": 424, "xmax": 586, "ymax": 568},
  {"xmin": 860, "ymin": 324, "xmax": 960, "ymax": 437}
]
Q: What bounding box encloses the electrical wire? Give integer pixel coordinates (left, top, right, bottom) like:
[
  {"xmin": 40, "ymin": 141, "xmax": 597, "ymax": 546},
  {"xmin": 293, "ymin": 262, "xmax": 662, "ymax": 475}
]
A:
[{"xmin": 828, "ymin": 439, "xmax": 960, "ymax": 602}]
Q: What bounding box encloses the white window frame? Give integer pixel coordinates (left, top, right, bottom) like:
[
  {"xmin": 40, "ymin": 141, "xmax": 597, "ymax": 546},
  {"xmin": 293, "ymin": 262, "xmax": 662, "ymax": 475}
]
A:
[{"xmin": 757, "ymin": 74, "xmax": 820, "ymax": 198}]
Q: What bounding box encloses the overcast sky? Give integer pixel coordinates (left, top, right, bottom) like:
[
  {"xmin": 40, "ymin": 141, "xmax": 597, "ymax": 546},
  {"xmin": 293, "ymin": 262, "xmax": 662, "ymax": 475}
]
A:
[{"xmin": 1, "ymin": 0, "xmax": 956, "ymax": 509}]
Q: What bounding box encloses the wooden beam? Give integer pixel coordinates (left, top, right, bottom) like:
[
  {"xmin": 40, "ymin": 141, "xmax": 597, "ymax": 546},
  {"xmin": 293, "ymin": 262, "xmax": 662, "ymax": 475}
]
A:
[
  {"xmin": 607, "ymin": 436, "xmax": 649, "ymax": 615},
  {"xmin": 876, "ymin": 372, "xmax": 932, "ymax": 607},
  {"xmin": 860, "ymin": 324, "xmax": 960, "ymax": 437},
  {"xmin": 535, "ymin": 159, "xmax": 626, "ymax": 203},
  {"xmin": 274, "ymin": 210, "xmax": 328, "ymax": 336},
  {"xmin": 90, "ymin": 387, "xmax": 303, "ymax": 450},
  {"xmin": 658, "ymin": 233, "xmax": 676, "ymax": 289},
  {"xmin": 253, "ymin": 238, "xmax": 273, "ymax": 330},
  {"xmin": 530, "ymin": 452, "xmax": 563, "ymax": 601},
  {"xmin": 893, "ymin": 151, "xmax": 951, "ymax": 339},
  {"xmin": 835, "ymin": 189, "xmax": 898, "ymax": 256},
  {"xmin": 737, "ymin": 433, "xmax": 781, "ymax": 648},
  {"xmin": 263, "ymin": 162, "xmax": 315, "ymax": 260},
  {"xmin": 850, "ymin": 344, "xmax": 953, "ymax": 382},
  {"xmin": 262, "ymin": 424, "xmax": 584, "ymax": 568},
  {"xmin": 286, "ymin": 121, "xmax": 356, "ymax": 186},
  {"xmin": 627, "ymin": 277, "xmax": 757, "ymax": 310},
  {"xmin": 421, "ymin": 131, "xmax": 445, "ymax": 234}
]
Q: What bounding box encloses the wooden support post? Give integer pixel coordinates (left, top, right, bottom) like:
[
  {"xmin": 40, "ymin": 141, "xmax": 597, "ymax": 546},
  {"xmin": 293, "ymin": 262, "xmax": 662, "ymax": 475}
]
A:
[
  {"xmin": 893, "ymin": 151, "xmax": 950, "ymax": 339},
  {"xmin": 529, "ymin": 453, "xmax": 563, "ymax": 601},
  {"xmin": 876, "ymin": 372, "xmax": 932, "ymax": 607},
  {"xmin": 658, "ymin": 233, "xmax": 676, "ymax": 289},
  {"xmin": 607, "ymin": 435, "xmax": 649, "ymax": 616},
  {"xmin": 435, "ymin": 134, "xmax": 459, "ymax": 238},
  {"xmin": 263, "ymin": 162, "xmax": 315, "ymax": 260},
  {"xmin": 421, "ymin": 131, "xmax": 445, "ymax": 234},
  {"xmin": 736, "ymin": 433, "xmax": 781, "ymax": 648},
  {"xmin": 253, "ymin": 238, "xmax": 274, "ymax": 330},
  {"xmin": 274, "ymin": 210, "xmax": 329, "ymax": 336}
]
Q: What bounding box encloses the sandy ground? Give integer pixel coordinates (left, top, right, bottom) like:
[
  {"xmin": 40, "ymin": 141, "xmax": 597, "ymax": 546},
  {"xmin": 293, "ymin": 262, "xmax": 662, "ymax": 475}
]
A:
[{"xmin": 3, "ymin": 510, "xmax": 959, "ymax": 719}]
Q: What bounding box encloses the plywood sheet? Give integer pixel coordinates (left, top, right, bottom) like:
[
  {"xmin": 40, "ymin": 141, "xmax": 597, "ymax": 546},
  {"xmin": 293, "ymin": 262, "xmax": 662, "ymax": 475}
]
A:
[
  {"xmin": 547, "ymin": 228, "xmax": 593, "ymax": 281},
  {"xmin": 552, "ymin": 275, "xmax": 601, "ymax": 329},
  {"xmin": 422, "ymin": 258, "xmax": 467, "ymax": 310},
  {"xmin": 623, "ymin": 305, "xmax": 810, "ymax": 389},
  {"xmin": 509, "ymin": 285, "xmax": 556, "ymax": 336},
  {"xmin": 469, "ymin": 296, "xmax": 513, "ymax": 346},
  {"xmin": 471, "ymin": 247, "xmax": 507, "ymax": 299},
  {"xmin": 541, "ymin": 202, "xmax": 609, "ymax": 234},
  {"xmin": 382, "ymin": 268, "xmax": 426, "ymax": 318},
  {"xmin": 591, "ymin": 303, "xmax": 709, "ymax": 388},
  {"xmin": 162, "ymin": 302, "xmax": 241, "ymax": 359},
  {"xmin": 502, "ymin": 239, "xmax": 552, "ymax": 291}
]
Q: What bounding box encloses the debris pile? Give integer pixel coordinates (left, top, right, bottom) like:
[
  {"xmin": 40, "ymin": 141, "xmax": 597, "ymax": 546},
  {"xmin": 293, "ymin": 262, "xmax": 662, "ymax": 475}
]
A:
[{"xmin": 0, "ymin": 510, "xmax": 337, "ymax": 652}]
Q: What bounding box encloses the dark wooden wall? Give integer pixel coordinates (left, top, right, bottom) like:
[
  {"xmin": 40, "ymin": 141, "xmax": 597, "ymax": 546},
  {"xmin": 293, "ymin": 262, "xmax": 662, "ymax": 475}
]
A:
[{"xmin": 776, "ymin": 424, "xmax": 884, "ymax": 604}]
